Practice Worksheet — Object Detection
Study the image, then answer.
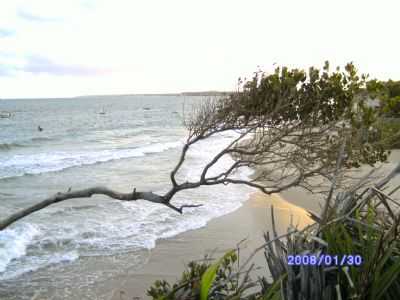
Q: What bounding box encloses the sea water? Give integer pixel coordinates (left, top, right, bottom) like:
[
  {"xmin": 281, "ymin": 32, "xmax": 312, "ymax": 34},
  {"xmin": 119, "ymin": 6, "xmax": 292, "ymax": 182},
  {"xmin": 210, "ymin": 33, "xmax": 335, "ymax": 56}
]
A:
[{"xmin": 0, "ymin": 95, "xmax": 253, "ymax": 299}]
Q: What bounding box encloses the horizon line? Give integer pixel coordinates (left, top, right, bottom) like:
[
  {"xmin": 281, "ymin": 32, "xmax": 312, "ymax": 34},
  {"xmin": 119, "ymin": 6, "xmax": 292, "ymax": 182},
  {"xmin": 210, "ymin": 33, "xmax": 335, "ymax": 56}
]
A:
[{"xmin": 0, "ymin": 90, "xmax": 232, "ymax": 100}]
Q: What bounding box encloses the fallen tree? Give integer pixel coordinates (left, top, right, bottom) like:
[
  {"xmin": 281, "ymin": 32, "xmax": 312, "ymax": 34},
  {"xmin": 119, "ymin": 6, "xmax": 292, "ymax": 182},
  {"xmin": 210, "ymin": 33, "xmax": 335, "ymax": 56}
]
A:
[{"xmin": 0, "ymin": 62, "xmax": 390, "ymax": 231}]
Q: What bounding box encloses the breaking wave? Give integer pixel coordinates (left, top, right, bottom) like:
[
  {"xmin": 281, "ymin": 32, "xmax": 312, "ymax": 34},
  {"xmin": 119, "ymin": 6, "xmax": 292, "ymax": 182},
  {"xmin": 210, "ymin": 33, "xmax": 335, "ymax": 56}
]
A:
[{"xmin": 0, "ymin": 141, "xmax": 182, "ymax": 179}]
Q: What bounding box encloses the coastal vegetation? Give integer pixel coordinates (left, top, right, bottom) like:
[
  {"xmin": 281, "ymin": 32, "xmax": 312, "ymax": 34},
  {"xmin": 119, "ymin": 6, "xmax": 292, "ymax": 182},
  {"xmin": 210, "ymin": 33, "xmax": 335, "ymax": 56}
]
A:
[
  {"xmin": 1, "ymin": 62, "xmax": 400, "ymax": 299},
  {"xmin": 380, "ymin": 80, "xmax": 400, "ymax": 118},
  {"xmin": 0, "ymin": 62, "xmax": 391, "ymax": 231},
  {"xmin": 372, "ymin": 79, "xmax": 400, "ymax": 149},
  {"xmin": 144, "ymin": 65, "xmax": 400, "ymax": 299},
  {"xmin": 147, "ymin": 165, "xmax": 400, "ymax": 299}
]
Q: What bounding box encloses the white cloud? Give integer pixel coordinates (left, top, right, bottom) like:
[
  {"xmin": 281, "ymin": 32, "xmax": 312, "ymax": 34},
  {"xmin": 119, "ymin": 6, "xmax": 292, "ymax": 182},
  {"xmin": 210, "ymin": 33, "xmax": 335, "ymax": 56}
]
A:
[{"xmin": 0, "ymin": 0, "xmax": 399, "ymax": 98}]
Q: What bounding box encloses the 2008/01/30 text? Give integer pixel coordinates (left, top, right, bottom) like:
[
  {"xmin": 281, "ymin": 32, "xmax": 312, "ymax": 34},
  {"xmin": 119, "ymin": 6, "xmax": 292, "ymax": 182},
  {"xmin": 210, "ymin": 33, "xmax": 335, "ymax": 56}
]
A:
[{"xmin": 287, "ymin": 254, "xmax": 362, "ymax": 266}]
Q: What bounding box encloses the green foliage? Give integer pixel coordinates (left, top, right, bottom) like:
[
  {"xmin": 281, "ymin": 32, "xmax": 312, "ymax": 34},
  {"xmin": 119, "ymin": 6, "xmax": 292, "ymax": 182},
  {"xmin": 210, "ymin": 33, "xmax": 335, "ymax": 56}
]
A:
[
  {"xmin": 368, "ymin": 79, "xmax": 400, "ymax": 118},
  {"xmin": 146, "ymin": 63, "xmax": 400, "ymax": 299},
  {"xmin": 200, "ymin": 250, "xmax": 236, "ymax": 300},
  {"xmin": 212, "ymin": 62, "xmax": 391, "ymax": 170},
  {"xmin": 382, "ymin": 96, "xmax": 400, "ymax": 118},
  {"xmin": 261, "ymin": 273, "xmax": 286, "ymax": 300},
  {"xmin": 366, "ymin": 79, "xmax": 400, "ymax": 150},
  {"xmin": 322, "ymin": 202, "xmax": 400, "ymax": 300},
  {"xmin": 227, "ymin": 62, "xmax": 365, "ymax": 125},
  {"xmin": 386, "ymin": 80, "xmax": 400, "ymax": 98},
  {"xmin": 374, "ymin": 118, "xmax": 400, "ymax": 149},
  {"xmin": 147, "ymin": 251, "xmax": 239, "ymax": 300},
  {"xmin": 147, "ymin": 260, "xmax": 208, "ymax": 299},
  {"xmin": 147, "ymin": 181, "xmax": 400, "ymax": 300}
]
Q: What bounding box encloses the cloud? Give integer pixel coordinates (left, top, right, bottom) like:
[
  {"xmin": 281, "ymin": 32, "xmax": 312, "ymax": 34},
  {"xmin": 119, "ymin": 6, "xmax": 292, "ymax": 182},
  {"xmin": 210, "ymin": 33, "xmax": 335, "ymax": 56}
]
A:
[
  {"xmin": 80, "ymin": 0, "xmax": 98, "ymax": 10},
  {"xmin": 0, "ymin": 66, "xmax": 14, "ymax": 77},
  {"xmin": 17, "ymin": 9, "xmax": 62, "ymax": 22},
  {"xmin": 0, "ymin": 28, "xmax": 16, "ymax": 38},
  {"xmin": 15, "ymin": 1, "xmax": 96, "ymax": 23},
  {"xmin": 0, "ymin": 63, "xmax": 19, "ymax": 77},
  {"xmin": 23, "ymin": 55, "xmax": 112, "ymax": 76}
]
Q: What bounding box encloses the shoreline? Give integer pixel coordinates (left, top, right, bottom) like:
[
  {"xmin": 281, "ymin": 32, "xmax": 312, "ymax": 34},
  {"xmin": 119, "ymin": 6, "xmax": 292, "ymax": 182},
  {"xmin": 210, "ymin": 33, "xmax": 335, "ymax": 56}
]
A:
[
  {"xmin": 110, "ymin": 150, "xmax": 400, "ymax": 299},
  {"xmin": 110, "ymin": 192, "xmax": 313, "ymax": 299}
]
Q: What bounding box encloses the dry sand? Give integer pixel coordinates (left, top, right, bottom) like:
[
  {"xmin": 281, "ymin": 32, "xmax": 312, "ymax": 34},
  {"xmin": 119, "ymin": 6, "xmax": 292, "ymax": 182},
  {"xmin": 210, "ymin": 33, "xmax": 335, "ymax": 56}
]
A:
[
  {"xmin": 110, "ymin": 193, "xmax": 313, "ymax": 299},
  {"xmin": 111, "ymin": 151, "xmax": 400, "ymax": 299}
]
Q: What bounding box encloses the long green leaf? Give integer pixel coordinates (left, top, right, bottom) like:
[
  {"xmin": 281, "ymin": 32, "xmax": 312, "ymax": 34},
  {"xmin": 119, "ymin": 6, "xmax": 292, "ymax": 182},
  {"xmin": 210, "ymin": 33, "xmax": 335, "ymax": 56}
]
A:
[
  {"xmin": 373, "ymin": 258, "xmax": 400, "ymax": 299},
  {"xmin": 263, "ymin": 273, "xmax": 287, "ymax": 300},
  {"xmin": 200, "ymin": 249, "xmax": 235, "ymax": 300}
]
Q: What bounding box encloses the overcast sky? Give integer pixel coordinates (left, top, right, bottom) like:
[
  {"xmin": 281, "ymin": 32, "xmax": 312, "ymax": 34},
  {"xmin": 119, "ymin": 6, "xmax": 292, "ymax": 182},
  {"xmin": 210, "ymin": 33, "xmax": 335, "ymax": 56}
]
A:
[{"xmin": 0, "ymin": 0, "xmax": 399, "ymax": 98}]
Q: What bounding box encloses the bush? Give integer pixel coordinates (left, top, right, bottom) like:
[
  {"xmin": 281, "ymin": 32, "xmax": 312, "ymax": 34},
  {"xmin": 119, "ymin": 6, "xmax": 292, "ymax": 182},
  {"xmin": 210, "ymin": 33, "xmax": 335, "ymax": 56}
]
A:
[
  {"xmin": 147, "ymin": 167, "xmax": 400, "ymax": 300},
  {"xmin": 147, "ymin": 252, "xmax": 240, "ymax": 299},
  {"xmin": 376, "ymin": 118, "xmax": 400, "ymax": 149},
  {"xmin": 386, "ymin": 80, "xmax": 400, "ymax": 98}
]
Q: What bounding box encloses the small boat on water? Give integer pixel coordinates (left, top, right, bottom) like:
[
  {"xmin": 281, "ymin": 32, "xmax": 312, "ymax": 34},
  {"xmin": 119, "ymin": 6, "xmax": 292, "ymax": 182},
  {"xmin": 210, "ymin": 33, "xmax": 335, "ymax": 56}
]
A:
[{"xmin": 0, "ymin": 111, "xmax": 11, "ymax": 118}]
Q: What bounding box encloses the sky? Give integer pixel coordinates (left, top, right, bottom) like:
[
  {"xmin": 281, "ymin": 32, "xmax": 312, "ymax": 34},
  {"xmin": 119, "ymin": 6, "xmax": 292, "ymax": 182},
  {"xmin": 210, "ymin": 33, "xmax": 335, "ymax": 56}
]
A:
[{"xmin": 0, "ymin": 0, "xmax": 399, "ymax": 98}]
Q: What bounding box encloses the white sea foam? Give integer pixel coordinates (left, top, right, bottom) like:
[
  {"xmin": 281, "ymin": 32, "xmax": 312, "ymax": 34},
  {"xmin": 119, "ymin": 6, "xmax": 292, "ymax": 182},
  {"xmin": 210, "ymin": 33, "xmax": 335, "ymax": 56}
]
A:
[
  {"xmin": 115, "ymin": 130, "xmax": 254, "ymax": 248},
  {"xmin": 0, "ymin": 130, "xmax": 254, "ymax": 284},
  {"xmin": 0, "ymin": 141, "xmax": 182, "ymax": 179},
  {"xmin": 0, "ymin": 224, "xmax": 40, "ymax": 274},
  {"xmin": 0, "ymin": 250, "xmax": 79, "ymax": 281}
]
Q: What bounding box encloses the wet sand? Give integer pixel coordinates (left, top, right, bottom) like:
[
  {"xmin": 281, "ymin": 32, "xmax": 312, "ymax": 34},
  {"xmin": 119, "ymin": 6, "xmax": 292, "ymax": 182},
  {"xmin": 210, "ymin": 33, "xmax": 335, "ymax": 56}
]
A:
[
  {"xmin": 110, "ymin": 192, "xmax": 313, "ymax": 299},
  {"xmin": 111, "ymin": 150, "xmax": 400, "ymax": 300},
  {"xmin": 110, "ymin": 150, "xmax": 400, "ymax": 299}
]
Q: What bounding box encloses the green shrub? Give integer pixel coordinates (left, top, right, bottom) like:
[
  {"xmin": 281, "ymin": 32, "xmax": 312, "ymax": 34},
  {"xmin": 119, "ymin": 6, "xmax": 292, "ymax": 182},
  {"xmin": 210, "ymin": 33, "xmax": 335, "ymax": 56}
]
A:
[
  {"xmin": 376, "ymin": 118, "xmax": 400, "ymax": 149},
  {"xmin": 147, "ymin": 168, "xmax": 400, "ymax": 300},
  {"xmin": 147, "ymin": 252, "xmax": 240, "ymax": 299}
]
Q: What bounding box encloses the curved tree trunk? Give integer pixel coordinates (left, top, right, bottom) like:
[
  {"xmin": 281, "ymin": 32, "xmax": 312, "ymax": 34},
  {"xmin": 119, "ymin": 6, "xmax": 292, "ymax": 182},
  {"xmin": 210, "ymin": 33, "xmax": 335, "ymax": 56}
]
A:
[{"xmin": 0, "ymin": 186, "xmax": 201, "ymax": 230}]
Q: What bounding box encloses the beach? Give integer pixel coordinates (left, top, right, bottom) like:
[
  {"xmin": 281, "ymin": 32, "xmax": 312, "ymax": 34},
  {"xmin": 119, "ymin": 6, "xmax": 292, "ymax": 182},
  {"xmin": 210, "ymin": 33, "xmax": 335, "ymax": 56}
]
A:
[
  {"xmin": 1, "ymin": 95, "xmax": 399, "ymax": 299},
  {"xmin": 109, "ymin": 150, "xmax": 400, "ymax": 299},
  {"xmin": 110, "ymin": 192, "xmax": 314, "ymax": 299},
  {"xmin": 0, "ymin": 96, "xmax": 257, "ymax": 299}
]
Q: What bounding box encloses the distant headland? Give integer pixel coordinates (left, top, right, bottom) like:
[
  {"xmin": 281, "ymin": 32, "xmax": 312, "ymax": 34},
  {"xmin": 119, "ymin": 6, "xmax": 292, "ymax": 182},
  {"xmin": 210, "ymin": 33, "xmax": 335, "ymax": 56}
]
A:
[
  {"xmin": 1, "ymin": 91, "xmax": 232, "ymax": 100},
  {"xmin": 76, "ymin": 91, "xmax": 231, "ymax": 98}
]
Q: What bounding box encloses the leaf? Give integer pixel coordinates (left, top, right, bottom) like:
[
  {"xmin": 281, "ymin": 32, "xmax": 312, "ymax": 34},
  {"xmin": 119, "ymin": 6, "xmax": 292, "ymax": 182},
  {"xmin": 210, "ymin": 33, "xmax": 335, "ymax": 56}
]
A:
[
  {"xmin": 372, "ymin": 257, "xmax": 400, "ymax": 299},
  {"xmin": 263, "ymin": 273, "xmax": 287, "ymax": 300},
  {"xmin": 200, "ymin": 249, "xmax": 235, "ymax": 300}
]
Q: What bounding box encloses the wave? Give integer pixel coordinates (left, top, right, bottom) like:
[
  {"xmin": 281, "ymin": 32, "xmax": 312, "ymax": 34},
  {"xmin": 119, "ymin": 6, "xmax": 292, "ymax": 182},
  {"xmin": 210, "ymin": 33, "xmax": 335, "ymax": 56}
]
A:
[
  {"xmin": 0, "ymin": 131, "xmax": 255, "ymax": 285},
  {"xmin": 0, "ymin": 141, "xmax": 182, "ymax": 180},
  {"xmin": 0, "ymin": 143, "xmax": 27, "ymax": 151},
  {"xmin": 0, "ymin": 223, "xmax": 41, "ymax": 274},
  {"xmin": 0, "ymin": 137, "xmax": 57, "ymax": 152},
  {"xmin": 0, "ymin": 136, "xmax": 57, "ymax": 151},
  {"xmin": 30, "ymin": 137, "xmax": 56, "ymax": 143},
  {"xmin": 0, "ymin": 250, "xmax": 79, "ymax": 281}
]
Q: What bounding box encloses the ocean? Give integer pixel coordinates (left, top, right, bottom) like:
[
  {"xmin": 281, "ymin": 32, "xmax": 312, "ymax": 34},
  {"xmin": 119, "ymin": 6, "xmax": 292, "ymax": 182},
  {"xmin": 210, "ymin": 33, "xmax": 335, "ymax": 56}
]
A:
[{"xmin": 0, "ymin": 95, "xmax": 253, "ymax": 299}]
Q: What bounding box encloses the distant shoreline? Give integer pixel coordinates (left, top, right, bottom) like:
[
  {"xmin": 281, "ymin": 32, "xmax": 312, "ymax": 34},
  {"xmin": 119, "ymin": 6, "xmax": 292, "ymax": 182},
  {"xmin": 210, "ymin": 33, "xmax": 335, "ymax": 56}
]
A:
[
  {"xmin": 77, "ymin": 91, "xmax": 231, "ymax": 97},
  {"xmin": 1, "ymin": 91, "xmax": 232, "ymax": 101}
]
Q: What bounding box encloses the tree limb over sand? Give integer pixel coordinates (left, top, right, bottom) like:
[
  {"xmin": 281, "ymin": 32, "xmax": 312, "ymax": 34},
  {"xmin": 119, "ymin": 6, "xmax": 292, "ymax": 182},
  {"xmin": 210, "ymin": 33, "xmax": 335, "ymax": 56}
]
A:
[{"xmin": 0, "ymin": 62, "xmax": 392, "ymax": 231}]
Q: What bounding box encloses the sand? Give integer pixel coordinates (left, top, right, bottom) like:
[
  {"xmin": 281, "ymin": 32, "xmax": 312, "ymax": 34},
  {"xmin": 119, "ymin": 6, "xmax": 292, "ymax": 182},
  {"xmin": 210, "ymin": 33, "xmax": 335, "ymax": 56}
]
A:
[
  {"xmin": 110, "ymin": 193, "xmax": 313, "ymax": 299},
  {"xmin": 110, "ymin": 150, "xmax": 400, "ymax": 299}
]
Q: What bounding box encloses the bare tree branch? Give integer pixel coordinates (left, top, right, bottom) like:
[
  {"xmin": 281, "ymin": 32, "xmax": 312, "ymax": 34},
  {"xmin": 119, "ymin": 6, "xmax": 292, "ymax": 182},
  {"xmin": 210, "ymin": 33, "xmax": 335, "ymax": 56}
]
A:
[
  {"xmin": 0, "ymin": 186, "xmax": 198, "ymax": 230},
  {"xmin": 0, "ymin": 63, "xmax": 391, "ymax": 232}
]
